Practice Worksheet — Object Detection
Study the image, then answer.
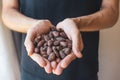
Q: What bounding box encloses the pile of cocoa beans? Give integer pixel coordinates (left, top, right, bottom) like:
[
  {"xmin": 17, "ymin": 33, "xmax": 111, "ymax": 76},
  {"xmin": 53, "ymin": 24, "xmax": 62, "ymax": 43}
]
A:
[{"xmin": 33, "ymin": 26, "xmax": 72, "ymax": 62}]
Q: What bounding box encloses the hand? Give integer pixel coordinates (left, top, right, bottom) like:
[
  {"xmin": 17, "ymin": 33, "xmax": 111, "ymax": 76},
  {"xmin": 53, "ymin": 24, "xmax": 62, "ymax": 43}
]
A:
[
  {"xmin": 53, "ymin": 18, "xmax": 84, "ymax": 75},
  {"xmin": 24, "ymin": 20, "xmax": 53, "ymax": 74}
]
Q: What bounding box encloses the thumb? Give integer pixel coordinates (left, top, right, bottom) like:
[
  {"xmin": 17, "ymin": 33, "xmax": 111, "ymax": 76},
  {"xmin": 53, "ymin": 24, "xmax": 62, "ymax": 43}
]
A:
[
  {"xmin": 24, "ymin": 32, "xmax": 35, "ymax": 56},
  {"xmin": 72, "ymin": 33, "xmax": 83, "ymax": 58},
  {"xmin": 26, "ymin": 41, "xmax": 34, "ymax": 56}
]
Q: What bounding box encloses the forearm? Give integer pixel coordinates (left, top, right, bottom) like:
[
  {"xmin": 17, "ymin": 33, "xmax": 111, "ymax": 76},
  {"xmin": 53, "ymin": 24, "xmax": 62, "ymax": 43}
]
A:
[
  {"xmin": 2, "ymin": 8, "xmax": 38, "ymax": 33},
  {"xmin": 72, "ymin": 0, "xmax": 119, "ymax": 32}
]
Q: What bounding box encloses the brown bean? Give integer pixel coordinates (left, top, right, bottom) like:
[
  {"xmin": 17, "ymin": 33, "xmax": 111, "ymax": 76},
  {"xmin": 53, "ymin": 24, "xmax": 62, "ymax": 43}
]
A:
[
  {"xmin": 37, "ymin": 35, "xmax": 42, "ymax": 40},
  {"xmin": 41, "ymin": 51, "xmax": 47, "ymax": 55},
  {"xmin": 60, "ymin": 41, "xmax": 68, "ymax": 47},
  {"xmin": 52, "ymin": 46, "xmax": 59, "ymax": 58},
  {"xmin": 59, "ymin": 50, "xmax": 66, "ymax": 59},
  {"xmin": 53, "ymin": 41, "xmax": 60, "ymax": 46},
  {"xmin": 63, "ymin": 48, "xmax": 71, "ymax": 55},
  {"xmin": 48, "ymin": 52, "xmax": 56, "ymax": 62},
  {"xmin": 34, "ymin": 47, "xmax": 40, "ymax": 53},
  {"xmin": 56, "ymin": 46, "xmax": 62, "ymax": 50},
  {"xmin": 49, "ymin": 32, "xmax": 54, "ymax": 38},
  {"xmin": 68, "ymin": 42, "xmax": 72, "ymax": 48},
  {"xmin": 47, "ymin": 40, "xmax": 53, "ymax": 46},
  {"xmin": 47, "ymin": 47, "xmax": 52, "ymax": 55},
  {"xmin": 60, "ymin": 32, "xmax": 67, "ymax": 38},
  {"xmin": 52, "ymin": 31, "xmax": 59, "ymax": 37},
  {"xmin": 42, "ymin": 54, "xmax": 48, "ymax": 59},
  {"xmin": 37, "ymin": 40, "xmax": 45, "ymax": 47},
  {"xmin": 56, "ymin": 37, "xmax": 65, "ymax": 41},
  {"xmin": 44, "ymin": 35, "xmax": 50, "ymax": 41}
]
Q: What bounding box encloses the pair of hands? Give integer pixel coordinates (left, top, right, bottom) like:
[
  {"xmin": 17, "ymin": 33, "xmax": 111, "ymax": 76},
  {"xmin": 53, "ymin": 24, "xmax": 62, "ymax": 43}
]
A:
[{"xmin": 24, "ymin": 18, "xmax": 84, "ymax": 75}]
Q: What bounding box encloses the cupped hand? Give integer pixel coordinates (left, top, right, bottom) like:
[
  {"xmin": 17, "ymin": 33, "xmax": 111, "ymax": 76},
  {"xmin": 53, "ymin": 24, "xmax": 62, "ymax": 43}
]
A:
[
  {"xmin": 24, "ymin": 20, "xmax": 53, "ymax": 74},
  {"xmin": 53, "ymin": 18, "xmax": 84, "ymax": 75}
]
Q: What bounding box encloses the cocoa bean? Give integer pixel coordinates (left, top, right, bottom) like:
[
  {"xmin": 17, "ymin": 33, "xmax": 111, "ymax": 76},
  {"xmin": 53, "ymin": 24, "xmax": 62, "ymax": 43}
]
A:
[
  {"xmin": 41, "ymin": 51, "xmax": 47, "ymax": 55},
  {"xmin": 37, "ymin": 40, "xmax": 45, "ymax": 47},
  {"xmin": 56, "ymin": 37, "xmax": 65, "ymax": 41},
  {"xmin": 34, "ymin": 47, "xmax": 39, "ymax": 53},
  {"xmin": 34, "ymin": 37, "xmax": 40, "ymax": 43},
  {"xmin": 44, "ymin": 35, "xmax": 50, "ymax": 41},
  {"xmin": 42, "ymin": 54, "xmax": 48, "ymax": 59},
  {"xmin": 60, "ymin": 32, "xmax": 67, "ymax": 38},
  {"xmin": 56, "ymin": 46, "xmax": 62, "ymax": 50},
  {"xmin": 60, "ymin": 41, "xmax": 68, "ymax": 47},
  {"xmin": 52, "ymin": 31, "xmax": 59, "ymax": 37},
  {"xmin": 47, "ymin": 47, "xmax": 52, "ymax": 55},
  {"xmin": 53, "ymin": 41, "xmax": 60, "ymax": 46},
  {"xmin": 59, "ymin": 50, "xmax": 66, "ymax": 59},
  {"xmin": 48, "ymin": 52, "xmax": 56, "ymax": 62},
  {"xmin": 47, "ymin": 40, "xmax": 53, "ymax": 46},
  {"xmin": 52, "ymin": 46, "xmax": 59, "ymax": 58},
  {"xmin": 57, "ymin": 28, "xmax": 63, "ymax": 32},
  {"xmin": 63, "ymin": 48, "xmax": 71, "ymax": 55}
]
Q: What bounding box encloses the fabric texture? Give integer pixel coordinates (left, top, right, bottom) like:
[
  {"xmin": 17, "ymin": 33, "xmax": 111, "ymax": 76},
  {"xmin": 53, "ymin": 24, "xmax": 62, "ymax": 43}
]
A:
[{"xmin": 18, "ymin": 0, "xmax": 102, "ymax": 80}]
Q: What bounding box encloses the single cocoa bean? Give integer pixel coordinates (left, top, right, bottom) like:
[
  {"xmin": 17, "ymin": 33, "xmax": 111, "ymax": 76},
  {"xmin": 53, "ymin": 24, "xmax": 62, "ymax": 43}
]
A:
[
  {"xmin": 53, "ymin": 41, "xmax": 60, "ymax": 46},
  {"xmin": 47, "ymin": 47, "xmax": 52, "ymax": 55},
  {"xmin": 41, "ymin": 51, "xmax": 47, "ymax": 55},
  {"xmin": 42, "ymin": 54, "xmax": 48, "ymax": 59},
  {"xmin": 42, "ymin": 46, "xmax": 47, "ymax": 51},
  {"xmin": 52, "ymin": 46, "xmax": 59, "ymax": 58},
  {"xmin": 56, "ymin": 37, "xmax": 65, "ymax": 41},
  {"xmin": 37, "ymin": 35, "xmax": 42, "ymax": 40},
  {"xmin": 44, "ymin": 35, "xmax": 50, "ymax": 41},
  {"xmin": 44, "ymin": 43, "xmax": 48, "ymax": 47},
  {"xmin": 34, "ymin": 37, "xmax": 40, "ymax": 43},
  {"xmin": 56, "ymin": 46, "xmax": 62, "ymax": 50},
  {"xmin": 60, "ymin": 41, "xmax": 68, "ymax": 47},
  {"xmin": 59, "ymin": 50, "xmax": 66, "ymax": 59},
  {"xmin": 63, "ymin": 48, "xmax": 71, "ymax": 55},
  {"xmin": 57, "ymin": 28, "xmax": 63, "ymax": 32},
  {"xmin": 37, "ymin": 40, "xmax": 45, "ymax": 47},
  {"xmin": 68, "ymin": 42, "xmax": 72, "ymax": 48},
  {"xmin": 47, "ymin": 40, "xmax": 53, "ymax": 46},
  {"xmin": 48, "ymin": 52, "xmax": 56, "ymax": 62},
  {"xmin": 52, "ymin": 31, "xmax": 59, "ymax": 37},
  {"xmin": 34, "ymin": 41, "xmax": 37, "ymax": 47},
  {"xmin": 34, "ymin": 47, "xmax": 40, "ymax": 53},
  {"xmin": 60, "ymin": 32, "xmax": 67, "ymax": 38},
  {"xmin": 49, "ymin": 32, "xmax": 54, "ymax": 38}
]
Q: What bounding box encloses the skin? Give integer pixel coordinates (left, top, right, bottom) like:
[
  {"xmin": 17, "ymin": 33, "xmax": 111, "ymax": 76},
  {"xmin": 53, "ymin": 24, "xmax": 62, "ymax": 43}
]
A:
[{"xmin": 2, "ymin": 0, "xmax": 119, "ymax": 75}]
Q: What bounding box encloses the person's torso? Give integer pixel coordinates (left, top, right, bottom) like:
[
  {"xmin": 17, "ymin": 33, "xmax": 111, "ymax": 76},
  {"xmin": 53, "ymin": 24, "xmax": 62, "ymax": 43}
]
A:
[{"xmin": 19, "ymin": 0, "xmax": 101, "ymax": 80}]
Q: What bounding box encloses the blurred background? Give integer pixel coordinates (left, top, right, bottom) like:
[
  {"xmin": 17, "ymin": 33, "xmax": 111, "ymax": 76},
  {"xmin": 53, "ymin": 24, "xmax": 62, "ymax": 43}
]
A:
[{"xmin": 0, "ymin": 1, "xmax": 120, "ymax": 80}]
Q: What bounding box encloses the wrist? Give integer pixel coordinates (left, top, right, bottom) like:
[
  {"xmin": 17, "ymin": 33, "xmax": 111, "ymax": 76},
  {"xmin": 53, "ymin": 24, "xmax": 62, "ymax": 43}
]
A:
[{"xmin": 71, "ymin": 17, "xmax": 81, "ymax": 30}]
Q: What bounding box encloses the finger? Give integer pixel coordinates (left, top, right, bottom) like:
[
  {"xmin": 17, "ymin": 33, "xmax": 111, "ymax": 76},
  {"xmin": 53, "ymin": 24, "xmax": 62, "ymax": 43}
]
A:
[
  {"xmin": 30, "ymin": 53, "xmax": 46, "ymax": 67},
  {"xmin": 53, "ymin": 62, "xmax": 63, "ymax": 75},
  {"xmin": 26, "ymin": 41, "xmax": 34, "ymax": 56},
  {"xmin": 51, "ymin": 61, "xmax": 57, "ymax": 69},
  {"xmin": 72, "ymin": 33, "xmax": 83, "ymax": 58},
  {"xmin": 61, "ymin": 52, "xmax": 76, "ymax": 69},
  {"xmin": 56, "ymin": 23, "xmax": 71, "ymax": 40},
  {"xmin": 25, "ymin": 31, "xmax": 35, "ymax": 55},
  {"xmin": 44, "ymin": 59, "xmax": 52, "ymax": 74},
  {"xmin": 56, "ymin": 58, "xmax": 61, "ymax": 63}
]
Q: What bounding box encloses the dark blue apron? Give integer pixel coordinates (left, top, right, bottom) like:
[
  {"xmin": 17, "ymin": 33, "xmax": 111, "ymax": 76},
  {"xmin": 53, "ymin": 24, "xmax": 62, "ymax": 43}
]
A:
[{"xmin": 17, "ymin": 0, "xmax": 102, "ymax": 80}]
